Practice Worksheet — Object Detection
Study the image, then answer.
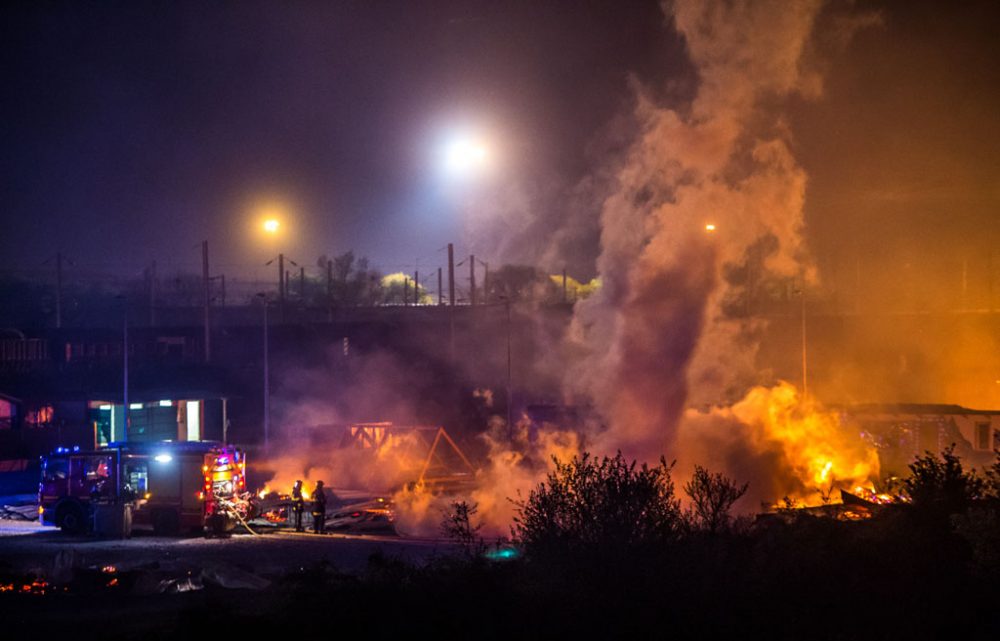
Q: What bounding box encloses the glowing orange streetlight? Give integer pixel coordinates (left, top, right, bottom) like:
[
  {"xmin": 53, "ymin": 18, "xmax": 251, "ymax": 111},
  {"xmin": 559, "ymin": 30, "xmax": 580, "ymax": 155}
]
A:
[
  {"xmin": 705, "ymin": 223, "xmax": 717, "ymax": 232},
  {"xmin": 263, "ymin": 218, "xmax": 280, "ymax": 234}
]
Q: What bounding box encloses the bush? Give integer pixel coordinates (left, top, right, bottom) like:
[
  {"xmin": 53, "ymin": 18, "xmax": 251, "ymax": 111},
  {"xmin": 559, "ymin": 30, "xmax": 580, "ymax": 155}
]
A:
[
  {"xmin": 904, "ymin": 444, "xmax": 985, "ymax": 515},
  {"xmin": 441, "ymin": 500, "xmax": 484, "ymax": 558},
  {"xmin": 683, "ymin": 465, "xmax": 749, "ymax": 534},
  {"xmin": 511, "ymin": 451, "xmax": 681, "ymax": 559}
]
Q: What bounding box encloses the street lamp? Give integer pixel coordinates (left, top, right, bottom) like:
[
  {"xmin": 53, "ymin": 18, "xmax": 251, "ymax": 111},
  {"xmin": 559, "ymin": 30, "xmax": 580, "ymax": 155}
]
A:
[{"xmin": 441, "ymin": 131, "xmax": 493, "ymax": 180}]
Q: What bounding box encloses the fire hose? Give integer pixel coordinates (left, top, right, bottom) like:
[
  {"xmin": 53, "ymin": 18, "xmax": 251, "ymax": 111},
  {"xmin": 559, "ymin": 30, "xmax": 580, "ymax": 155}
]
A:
[{"xmin": 213, "ymin": 493, "xmax": 259, "ymax": 536}]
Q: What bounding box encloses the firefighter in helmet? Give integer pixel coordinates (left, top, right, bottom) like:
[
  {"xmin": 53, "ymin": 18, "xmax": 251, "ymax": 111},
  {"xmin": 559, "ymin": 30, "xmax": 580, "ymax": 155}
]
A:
[
  {"xmin": 311, "ymin": 480, "xmax": 326, "ymax": 534},
  {"xmin": 291, "ymin": 480, "xmax": 304, "ymax": 532}
]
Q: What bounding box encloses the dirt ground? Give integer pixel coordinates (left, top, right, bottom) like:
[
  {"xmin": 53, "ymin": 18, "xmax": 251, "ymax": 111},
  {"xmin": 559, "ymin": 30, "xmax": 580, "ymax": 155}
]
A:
[{"xmin": 0, "ymin": 520, "xmax": 454, "ymax": 576}]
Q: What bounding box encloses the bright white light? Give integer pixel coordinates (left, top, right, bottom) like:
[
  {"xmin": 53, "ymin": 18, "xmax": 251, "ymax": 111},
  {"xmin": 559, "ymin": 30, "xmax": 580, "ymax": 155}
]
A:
[
  {"xmin": 444, "ymin": 137, "xmax": 490, "ymax": 175},
  {"xmin": 99, "ymin": 404, "xmax": 112, "ymax": 411},
  {"xmin": 705, "ymin": 223, "xmax": 717, "ymax": 232},
  {"xmin": 129, "ymin": 403, "xmax": 143, "ymax": 410},
  {"xmin": 263, "ymin": 219, "xmax": 280, "ymax": 234},
  {"xmin": 154, "ymin": 454, "xmax": 172, "ymax": 463},
  {"xmin": 159, "ymin": 400, "xmax": 173, "ymax": 407}
]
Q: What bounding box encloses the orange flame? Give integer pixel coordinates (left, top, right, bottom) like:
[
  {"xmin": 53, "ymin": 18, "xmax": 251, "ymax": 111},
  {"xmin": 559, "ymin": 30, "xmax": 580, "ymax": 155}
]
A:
[{"xmin": 680, "ymin": 382, "xmax": 881, "ymax": 508}]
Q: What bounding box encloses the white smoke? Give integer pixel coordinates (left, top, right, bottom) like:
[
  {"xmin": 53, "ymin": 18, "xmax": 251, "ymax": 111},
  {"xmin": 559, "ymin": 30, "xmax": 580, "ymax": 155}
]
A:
[{"xmin": 568, "ymin": 0, "xmax": 830, "ymax": 459}]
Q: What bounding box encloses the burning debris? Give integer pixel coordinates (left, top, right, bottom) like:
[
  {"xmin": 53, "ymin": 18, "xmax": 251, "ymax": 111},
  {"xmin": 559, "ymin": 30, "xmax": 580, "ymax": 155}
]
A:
[
  {"xmin": 254, "ymin": 423, "xmax": 487, "ymax": 536},
  {"xmin": 678, "ymin": 382, "xmax": 882, "ymax": 509}
]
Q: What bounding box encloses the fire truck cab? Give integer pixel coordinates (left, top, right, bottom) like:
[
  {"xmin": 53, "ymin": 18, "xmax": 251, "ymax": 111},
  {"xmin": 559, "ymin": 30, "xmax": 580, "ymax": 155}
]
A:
[{"xmin": 39, "ymin": 441, "xmax": 246, "ymax": 535}]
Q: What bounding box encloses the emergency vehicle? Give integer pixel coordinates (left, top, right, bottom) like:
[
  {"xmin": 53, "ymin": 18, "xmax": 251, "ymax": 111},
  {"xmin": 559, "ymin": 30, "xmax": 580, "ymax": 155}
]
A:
[{"xmin": 38, "ymin": 441, "xmax": 248, "ymax": 535}]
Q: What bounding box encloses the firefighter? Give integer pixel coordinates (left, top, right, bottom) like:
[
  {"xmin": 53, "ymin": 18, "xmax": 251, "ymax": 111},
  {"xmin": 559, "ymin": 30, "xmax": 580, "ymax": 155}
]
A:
[
  {"xmin": 291, "ymin": 480, "xmax": 304, "ymax": 532},
  {"xmin": 311, "ymin": 480, "xmax": 326, "ymax": 534}
]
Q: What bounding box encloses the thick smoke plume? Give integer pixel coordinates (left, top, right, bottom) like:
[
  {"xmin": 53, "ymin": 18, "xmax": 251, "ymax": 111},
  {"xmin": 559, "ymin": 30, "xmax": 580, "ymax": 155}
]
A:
[
  {"xmin": 571, "ymin": 0, "xmax": 822, "ymax": 453},
  {"xmin": 563, "ymin": 0, "xmax": 880, "ymax": 502}
]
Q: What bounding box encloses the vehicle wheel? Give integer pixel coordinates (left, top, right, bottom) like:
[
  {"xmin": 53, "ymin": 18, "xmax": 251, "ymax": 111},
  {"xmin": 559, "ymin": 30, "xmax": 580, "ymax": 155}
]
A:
[
  {"xmin": 152, "ymin": 509, "xmax": 180, "ymax": 536},
  {"xmin": 206, "ymin": 513, "xmax": 234, "ymax": 536},
  {"xmin": 57, "ymin": 502, "xmax": 87, "ymax": 535}
]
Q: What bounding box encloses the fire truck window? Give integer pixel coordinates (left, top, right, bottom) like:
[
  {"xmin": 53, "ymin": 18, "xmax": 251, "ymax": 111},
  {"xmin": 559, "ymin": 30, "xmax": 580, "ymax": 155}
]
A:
[
  {"xmin": 85, "ymin": 457, "xmax": 112, "ymax": 481},
  {"xmin": 125, "ymin": 462, "xmax": 149, "ymax": 494},
  {"xmin": 42, "ymin": 458, "xmax": 69, "ymax": 481}
]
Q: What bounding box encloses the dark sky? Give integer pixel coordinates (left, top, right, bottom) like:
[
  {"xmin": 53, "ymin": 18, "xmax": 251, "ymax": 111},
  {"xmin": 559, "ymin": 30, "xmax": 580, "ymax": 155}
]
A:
[
  {"xmin": 2, "ymin": 0, "xmax": 998, "ymax": 291},
  {"xmin": 1, "ymin": 0, "xmax": 670, "ymax": 280}
]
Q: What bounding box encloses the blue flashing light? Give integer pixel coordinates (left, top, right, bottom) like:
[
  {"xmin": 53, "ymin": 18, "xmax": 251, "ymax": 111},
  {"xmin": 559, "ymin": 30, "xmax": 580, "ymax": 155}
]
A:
[{"xmin": 72, "ymin": 446, "xmax": 80, "ymax": 452}]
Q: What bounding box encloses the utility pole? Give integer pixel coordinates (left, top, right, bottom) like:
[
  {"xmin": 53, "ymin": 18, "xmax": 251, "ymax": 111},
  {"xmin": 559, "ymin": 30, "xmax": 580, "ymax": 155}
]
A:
[
  {"xmin": 469, "ymin": 254, "xmax": 477, "ymax": 306},
  {"xmin": 55, "ymin": 252, "xmax": 63, "ymax": 329},
  {"xmin": 437, "ymin": 267, "xmax": 443, "ymax": 305},
  {"xmin": 404, "ymin": 277, "xmax": 410, "ymax": 306},
  {"xmin": 448, "ymin": 244, "xmax": 456, "ymax": 306},
  {"xmin": 202, "ymin": 240, "xmax": 211, "ymax": 362}
]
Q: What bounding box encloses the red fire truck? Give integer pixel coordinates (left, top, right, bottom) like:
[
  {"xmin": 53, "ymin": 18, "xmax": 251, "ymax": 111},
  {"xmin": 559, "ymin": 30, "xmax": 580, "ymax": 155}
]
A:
[{"xmin": 38, "ymin": 441, "xmax": 248, "ymax": 535}]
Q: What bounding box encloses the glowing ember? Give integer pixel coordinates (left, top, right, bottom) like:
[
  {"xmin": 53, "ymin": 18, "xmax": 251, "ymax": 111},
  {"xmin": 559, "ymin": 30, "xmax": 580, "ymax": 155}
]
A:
[{"xmin": 0, "ymin": 579, "xmax": 49, "ymax": 595}]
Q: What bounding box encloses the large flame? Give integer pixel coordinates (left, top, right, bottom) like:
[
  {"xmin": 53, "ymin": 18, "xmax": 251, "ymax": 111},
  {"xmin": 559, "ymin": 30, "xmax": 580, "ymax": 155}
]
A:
[{"xmin": 678, "ymin": 382, "xmax": 880, "ymax": 507}]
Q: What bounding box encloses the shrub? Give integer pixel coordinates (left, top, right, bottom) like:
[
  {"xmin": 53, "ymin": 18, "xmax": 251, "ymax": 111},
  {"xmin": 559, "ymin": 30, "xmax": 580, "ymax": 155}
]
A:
[
  {"xmin": 511, "ymin": 451, "xmax": 681, "ymax": 558},
  {"xmin": 903, "ymin": 444, "xmax": 984, "ymax": 514},
  {"xmin": 683, "ymin": 465, "xmax": 749, "ymax": 534},
  {"xmin": 441, "ymin": 500, "xmax": 484, "ymax": 558}
]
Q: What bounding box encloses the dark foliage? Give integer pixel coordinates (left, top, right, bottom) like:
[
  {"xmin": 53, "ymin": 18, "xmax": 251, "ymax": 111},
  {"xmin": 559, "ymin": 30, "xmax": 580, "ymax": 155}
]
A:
[
  {"xmin": 441, "ymin": 500, "xmax": 484, "ymax": 558},
  {"xmin": 683, "ymin": 464, "xmax": 749, "ymax": 533},
  {"xmin": 511, "ymin": 451, "xmax": 681, "ymax": 560},
  {"xmin": 904, "ymin": 443, "xmax": 985, "ymax": 515}
]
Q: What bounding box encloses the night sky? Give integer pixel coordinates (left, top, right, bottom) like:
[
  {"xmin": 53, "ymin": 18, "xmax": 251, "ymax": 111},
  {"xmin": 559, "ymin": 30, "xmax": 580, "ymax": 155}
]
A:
[{"xmin": 2, "ymin": 0, "xmax": 998, "ymax": 288}]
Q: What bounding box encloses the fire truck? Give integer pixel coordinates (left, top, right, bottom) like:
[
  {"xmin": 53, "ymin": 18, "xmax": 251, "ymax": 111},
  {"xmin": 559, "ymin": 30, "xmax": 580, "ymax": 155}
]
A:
[{"xmin": 38, "ymin": 441, "xmax": 248, "ymax": 535}]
